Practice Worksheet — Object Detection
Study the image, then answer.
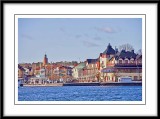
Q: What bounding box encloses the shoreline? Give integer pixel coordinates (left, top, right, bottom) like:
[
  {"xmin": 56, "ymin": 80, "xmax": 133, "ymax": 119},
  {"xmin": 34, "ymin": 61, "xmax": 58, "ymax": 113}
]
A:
[
  {"xmin": 22, "ymin": 83, "xmax": 63, "ymax": 87},
  {"xmin": 21, "ymin": 82, "xmax": 142, "ymax": 87}
]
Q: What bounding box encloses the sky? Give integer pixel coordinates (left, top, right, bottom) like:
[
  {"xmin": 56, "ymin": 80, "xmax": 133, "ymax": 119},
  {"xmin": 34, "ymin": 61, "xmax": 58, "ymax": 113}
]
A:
[{"xmin": 18, "ymin": 18, "xmax": 142, "ymax": 63}]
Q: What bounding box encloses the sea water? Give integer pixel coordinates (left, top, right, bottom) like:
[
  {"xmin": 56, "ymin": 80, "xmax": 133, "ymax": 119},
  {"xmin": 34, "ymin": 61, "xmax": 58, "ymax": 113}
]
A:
[{"xmin": 18, "ymin": 86, "xmax": 142, "ymax": 101}]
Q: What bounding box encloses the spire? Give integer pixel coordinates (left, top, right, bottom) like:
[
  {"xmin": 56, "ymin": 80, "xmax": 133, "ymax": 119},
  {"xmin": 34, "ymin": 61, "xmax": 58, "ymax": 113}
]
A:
[
  {"xmin": 43, "ymin": 53, "xmax": 48, "ymax": 66},
  {"xmin": 44, "ymin": 52, "xmax": 47, "ymax": 58},
  {"xmin": 103, "ymin": 43, "xmax": 115, "ymax": 55}
]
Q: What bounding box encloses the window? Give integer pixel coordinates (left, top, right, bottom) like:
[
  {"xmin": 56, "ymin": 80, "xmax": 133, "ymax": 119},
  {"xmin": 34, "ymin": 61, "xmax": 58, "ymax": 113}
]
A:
[
  {"xmin": 140, "ymin": 76, "xmax": 142, "ymax": 80},
  {"xmin": 139, "ymin": 60, "xmax": 142, "ymax": 63},
  {"xmin": 108, "ymin": 76, "xmax": 110, "ymax": 80},
  {"xmin": 134, "ymin": 76, "xmax": 138, "ymax": 80},
  {"xmin": 130, "ymin": 60, "xmax": 134, "ymax": 63},
  {"xmin": 119, "ymin": 60, "xmax": 122, "ymax": 64},
  {"xmin": 125, "ymin": 60, "xmax": 128, "ymax": 64},
  {"xmin": 101, "ymin": 61, "xmax": 105, "ymax": 68}
]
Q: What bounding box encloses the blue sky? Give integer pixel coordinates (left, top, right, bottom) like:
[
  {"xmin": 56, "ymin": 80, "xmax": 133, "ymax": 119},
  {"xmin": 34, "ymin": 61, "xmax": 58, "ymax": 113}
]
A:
[{"xmin": 18, "ymin": 18, "xmax": 142, "ymax": 63}]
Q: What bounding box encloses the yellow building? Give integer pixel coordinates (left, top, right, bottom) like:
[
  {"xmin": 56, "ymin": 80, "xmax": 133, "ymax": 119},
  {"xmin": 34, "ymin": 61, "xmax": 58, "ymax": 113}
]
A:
[{"xmin": 99, "ymin": 43, "xmax": 116, "ymax": 81}]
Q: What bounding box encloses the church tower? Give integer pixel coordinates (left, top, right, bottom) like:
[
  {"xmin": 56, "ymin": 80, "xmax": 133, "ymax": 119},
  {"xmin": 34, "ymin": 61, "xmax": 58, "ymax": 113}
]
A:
[{"xmin": 43, "ymin": 54, "xmax": 48, "ymax": 66}]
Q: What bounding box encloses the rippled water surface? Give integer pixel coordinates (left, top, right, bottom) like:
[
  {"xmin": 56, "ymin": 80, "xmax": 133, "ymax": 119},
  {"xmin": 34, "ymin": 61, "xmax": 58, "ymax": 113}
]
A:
[{"xmin": 18, "ymin": 86, "xmax": 142, "ymax": 101}]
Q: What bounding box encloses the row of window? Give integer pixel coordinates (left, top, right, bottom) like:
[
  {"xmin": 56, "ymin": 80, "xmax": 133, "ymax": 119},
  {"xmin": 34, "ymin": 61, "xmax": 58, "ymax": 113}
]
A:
[
  {"xmin": 115, "ymin": 69, "xmax": 142, "ymax": 73},
  {"xmin": 118, "ymin": 59, "xmax": 142, "ymax": 64}
]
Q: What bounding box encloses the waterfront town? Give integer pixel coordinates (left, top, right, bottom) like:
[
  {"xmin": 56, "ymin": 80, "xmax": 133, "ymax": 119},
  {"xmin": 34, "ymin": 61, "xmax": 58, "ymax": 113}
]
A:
[{"xmin": 18, "ymin": 43, "xmax": 142, "ymax": 85}]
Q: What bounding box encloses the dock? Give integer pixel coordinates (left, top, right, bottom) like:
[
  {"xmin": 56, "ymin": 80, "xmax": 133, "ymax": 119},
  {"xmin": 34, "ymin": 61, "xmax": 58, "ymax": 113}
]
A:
[
  {"xmin": 63, "ymin": 82, "xmax": 142, "ymax": 86},
  {"xmin": 63, "ymin": 82, "xmax": 100, "ymax": 86},
  {"xmin": 19, "ymin": 82, "xmax": 142, "ymax": 87},
  {"xmin": 100, "ymin": 82, "xmax": 142, "ymax": 86},
  {"xmin": 22, "ymin": 83, "xmax": 63, "ymax": 87}
]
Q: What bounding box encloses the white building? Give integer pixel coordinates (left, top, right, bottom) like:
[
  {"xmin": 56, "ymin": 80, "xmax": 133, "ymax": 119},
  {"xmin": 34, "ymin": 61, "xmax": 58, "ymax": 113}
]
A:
[{"xmin": 72, "ymin": 62, "xmax": 86, "ymax": 79}]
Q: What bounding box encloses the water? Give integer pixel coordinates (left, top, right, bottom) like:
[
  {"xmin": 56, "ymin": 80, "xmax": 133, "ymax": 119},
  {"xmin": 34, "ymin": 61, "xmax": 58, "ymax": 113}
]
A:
[{"xmin": 18, "ymin": 86, "xmax": 142, "ymax": 101}]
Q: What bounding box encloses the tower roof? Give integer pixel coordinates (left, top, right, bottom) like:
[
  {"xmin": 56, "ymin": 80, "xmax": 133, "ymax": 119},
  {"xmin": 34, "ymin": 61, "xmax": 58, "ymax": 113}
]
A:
[
  {"xmin": 103, "ymin": 43, "xmax": 115, "ymax": 55},
  {"xmin": 44, "ymin": 53, "xmax": 47, "ymax": 57}
]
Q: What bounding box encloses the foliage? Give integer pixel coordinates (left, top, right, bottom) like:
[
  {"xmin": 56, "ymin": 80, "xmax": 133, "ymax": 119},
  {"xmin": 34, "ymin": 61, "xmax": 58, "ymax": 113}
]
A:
[{"xmin": 119, "ymin": 43, "xmax": 134, "ymax": 52}]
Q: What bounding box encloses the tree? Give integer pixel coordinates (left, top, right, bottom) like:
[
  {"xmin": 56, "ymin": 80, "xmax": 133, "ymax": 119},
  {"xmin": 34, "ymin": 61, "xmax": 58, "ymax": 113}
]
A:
[
  {"xmin": 137, "ymin": 49, "xmax": 142, "ymax": 55},
  {"xmin": 118, "ymin": 43, "xmax": 134, "ymax": 52}
]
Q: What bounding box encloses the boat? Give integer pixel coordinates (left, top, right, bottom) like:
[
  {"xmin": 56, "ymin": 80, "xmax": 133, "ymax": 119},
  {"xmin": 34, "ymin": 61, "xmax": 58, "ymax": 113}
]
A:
[{"xmin": 118, "ymin": 77, "xmax": 133, "ymax": 83}]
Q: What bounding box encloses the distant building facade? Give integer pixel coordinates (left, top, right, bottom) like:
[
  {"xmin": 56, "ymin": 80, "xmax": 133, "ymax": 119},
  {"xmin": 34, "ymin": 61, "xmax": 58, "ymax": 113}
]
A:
[
  {"xmin": 99, "ymin": 43, "xmax": 116, "ymax": 81},
  {"xmin": 72, "ymin": 62, "xmax": 86, "ymax": 79},
  {"xmin": 101, "ymin": 44, "xmax": 142, "ymax": 82},
  {"xmin": 43, "ymin": 54, "xmax": 48, "ymax": 66},
  {"xmin": 18, "ymin": 44, "xmax": 142, "ymax": 83}
]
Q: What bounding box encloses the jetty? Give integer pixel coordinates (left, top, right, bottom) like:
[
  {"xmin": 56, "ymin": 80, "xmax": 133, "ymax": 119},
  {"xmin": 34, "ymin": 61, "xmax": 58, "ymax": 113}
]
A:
[
  {"xmin": 19, "ymin": 82, "xmax": 142, "ymax": 87},
  {"xmin": 22, "ymin": 83, "xmax": 63, "ymax": 87},
  {"xmin": 63, "ymin": 82, "xmax": 142, "ymax": 86},
  {"xmin": 63, "ymin": 82, "xmax": 100, "ymax": 86}
]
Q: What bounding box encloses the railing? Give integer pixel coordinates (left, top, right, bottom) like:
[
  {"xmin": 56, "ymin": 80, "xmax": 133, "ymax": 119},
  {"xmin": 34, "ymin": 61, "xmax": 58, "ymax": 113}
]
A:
[
  {"xmin": 115, "ymin": 63, "xmax": 142, "ymax": 67},
  {"xmin": 116, "ymin": 63, "xmax": 136, "ymax": 65}
]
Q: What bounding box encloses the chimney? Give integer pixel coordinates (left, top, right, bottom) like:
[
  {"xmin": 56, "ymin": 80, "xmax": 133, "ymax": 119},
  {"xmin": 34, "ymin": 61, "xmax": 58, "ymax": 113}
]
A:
[
  {"xmin": 122, "ymin": 49, "xmax": 125, "ymax": 53},
  {"xmin": 131, "ymin": 50, "xmax": 134, "ymax": 53},
  {"xmin": 115, "ymin": 48, "xmax": 118, "ymax": 53}
]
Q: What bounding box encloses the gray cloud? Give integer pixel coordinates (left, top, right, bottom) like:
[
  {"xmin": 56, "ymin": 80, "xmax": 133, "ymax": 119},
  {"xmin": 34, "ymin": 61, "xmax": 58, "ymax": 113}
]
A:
[
  {"xmin": 21, "ymin": 34, "xmax": 33, "ymax": 40},
  {"xmin": 75, "ymin": 34, "xmax": 82, "ymax": 38},
  {"xmin": 59, "ymin": 28, "xmax": 65, "ymax": 32},
  {"xmin": 82, "ymin": 41, "xmax": 99, "ymax": 47},
  {"xmin": 116, "ymin": 27, "xmax": 122, "ymax": 32},
  {"xmin": 84, "ymin": 34, "xmax": 89, "ymax": 37},
  {"xmin": 93, "ymin": 36, "xmax": 102, "ymax": 40},
  {"xmin": 107, "ymin": 36, "xmax": 114, "ymax": 40}
]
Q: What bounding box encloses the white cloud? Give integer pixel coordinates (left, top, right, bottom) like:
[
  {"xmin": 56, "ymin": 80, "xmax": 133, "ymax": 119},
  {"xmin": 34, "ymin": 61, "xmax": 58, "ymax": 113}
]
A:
[{"xmin": 95, "ymin": 26, "xmax": 117, "ymax": 33}]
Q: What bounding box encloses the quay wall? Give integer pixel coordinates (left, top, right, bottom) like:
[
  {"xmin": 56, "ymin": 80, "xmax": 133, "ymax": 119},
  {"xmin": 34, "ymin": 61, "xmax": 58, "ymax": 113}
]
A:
[
  {"xmin": 21, "ymin": 82, "xmax": 142, "ymax": 87},
  {"xmin": 100, "ymin": 82, "xmax": 142, "ymax": 86},
  {"xmin": 63, "ymin": 82, "xmax": 142, "ymax": 86},
  {"xmin": 63, "ymin": 82, "xmax": 100, "ymax": 86},
  {"xmin": 23, "ymin": 83, "xmax": 63, "ymax": 87}
]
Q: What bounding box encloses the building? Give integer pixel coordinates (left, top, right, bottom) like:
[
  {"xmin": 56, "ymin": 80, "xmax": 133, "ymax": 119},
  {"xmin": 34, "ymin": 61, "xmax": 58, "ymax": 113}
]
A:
[
  {"xmin": 101, "ymin": 48, "xmax": 142, "ymax": 82},
  {"xmin": 18, "ymin": 44, "xmax": 142, "ymax": 83},
  {"xmin": 72, "ymin": 62, "xmax": 86, "ymax": 80},
  {"xmin": 18, "ymin": 64, "xmax": 25, "ymax": 78},
  {"xmin": 43, "ymin": 54, "xmax": 48, "ymax": 66},
  {"xmin": 78, "ymin": 59, "xmax": 99, "ymax": 82},
  {"xmin": 99, "ymin": 43, "xmax": 116, "ymax": 81}
]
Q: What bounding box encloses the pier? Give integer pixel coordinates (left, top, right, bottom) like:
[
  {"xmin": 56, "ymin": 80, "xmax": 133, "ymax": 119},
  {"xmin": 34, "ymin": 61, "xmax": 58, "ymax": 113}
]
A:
[
  {"xmin": 63, "ymin": 82, "xmax": 142, "ymax": 86},
  {"xmin": 19, "ymin": 80, "xmax": 142, "ymax": 87},
  {"xmin": 22, "ymin": 83, "xmax": 63, "ymax": 87},
  {"xmin": 63, "ymin": 82, "xmax": 100, "ymax": 86}
]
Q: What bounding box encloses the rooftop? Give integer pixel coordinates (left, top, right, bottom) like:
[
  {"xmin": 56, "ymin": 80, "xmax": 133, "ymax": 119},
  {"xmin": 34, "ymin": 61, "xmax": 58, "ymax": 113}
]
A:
[
  {"xmin": 103, "ymin": 43, "xmax": 115, "ymax": 55},
  {"xmin": 86, "ymin": 58, "xmax": 98, "ymax": 64},
  {"xmin": 115, "ymin": 50, "xmax": 137, "ymax": 60}
]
